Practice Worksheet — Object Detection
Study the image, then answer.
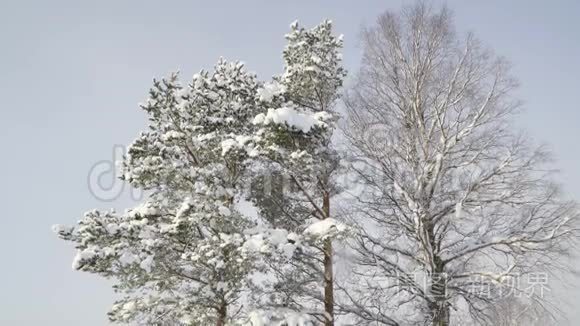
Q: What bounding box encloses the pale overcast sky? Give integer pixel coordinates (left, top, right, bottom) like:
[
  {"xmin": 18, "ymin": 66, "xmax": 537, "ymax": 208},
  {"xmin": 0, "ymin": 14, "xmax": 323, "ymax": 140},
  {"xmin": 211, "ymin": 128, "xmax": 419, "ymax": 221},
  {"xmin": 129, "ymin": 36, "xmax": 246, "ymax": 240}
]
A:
[{"xmin": 0, "ymin": 0, "xmax": 579, "ymax": 324}]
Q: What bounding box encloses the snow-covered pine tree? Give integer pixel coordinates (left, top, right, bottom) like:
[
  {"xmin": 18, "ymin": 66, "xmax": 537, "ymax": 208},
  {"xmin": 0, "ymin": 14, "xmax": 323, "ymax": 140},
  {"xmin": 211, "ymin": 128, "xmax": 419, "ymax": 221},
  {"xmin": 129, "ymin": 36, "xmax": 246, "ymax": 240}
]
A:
[
  {"xmin": 249, "ymin": 20, "xmax": 347, "ymax": 326},
  {"xmin": 54, "ymin": 59, "xmax": 265, "ymax": 325}
]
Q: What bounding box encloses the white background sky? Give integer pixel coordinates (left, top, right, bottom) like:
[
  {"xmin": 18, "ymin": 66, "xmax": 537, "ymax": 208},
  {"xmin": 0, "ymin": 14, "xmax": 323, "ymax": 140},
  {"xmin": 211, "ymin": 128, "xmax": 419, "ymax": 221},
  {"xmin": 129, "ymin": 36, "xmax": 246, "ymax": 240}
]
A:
[{"xmin": 0, "ymin": 0, "xmax": 579, "ymax": 324}]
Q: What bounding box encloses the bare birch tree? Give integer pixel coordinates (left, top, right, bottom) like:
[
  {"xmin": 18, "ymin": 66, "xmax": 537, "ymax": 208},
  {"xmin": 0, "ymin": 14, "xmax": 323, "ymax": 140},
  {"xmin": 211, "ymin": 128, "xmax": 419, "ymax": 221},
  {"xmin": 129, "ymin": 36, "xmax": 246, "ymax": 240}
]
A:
[{"xmin": 341, "ymin": 3, "xmax": 578, "ymax": 325}]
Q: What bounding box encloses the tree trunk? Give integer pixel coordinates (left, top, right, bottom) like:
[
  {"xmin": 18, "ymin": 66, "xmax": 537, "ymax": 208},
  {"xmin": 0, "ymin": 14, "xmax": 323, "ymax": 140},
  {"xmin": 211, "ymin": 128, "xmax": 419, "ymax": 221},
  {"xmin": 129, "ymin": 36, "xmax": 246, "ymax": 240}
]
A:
[
  {"xmin": 430, "ymin": 255, "xmax": 449, "ymax": 326},
  {"xmin": 323, "ymin": 192, "xmax": 334, "ymax": 326},
  {"xmin": 216, "ymin": 301, "xmax": 227, "ymax": 326},
  {"xmin": 431, "ymin": 304, "xmax": 450, "ymax": 326}
]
